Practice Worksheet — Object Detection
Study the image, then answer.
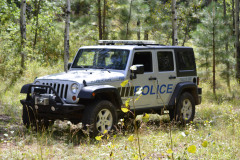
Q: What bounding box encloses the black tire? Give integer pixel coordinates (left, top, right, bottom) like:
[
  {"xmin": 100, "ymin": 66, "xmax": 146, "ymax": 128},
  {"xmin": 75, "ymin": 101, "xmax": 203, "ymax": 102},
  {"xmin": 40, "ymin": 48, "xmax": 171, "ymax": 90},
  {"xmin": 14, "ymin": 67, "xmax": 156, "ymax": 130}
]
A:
[
  {"xmin": 22, "ymin": 105, "xmax": 37, "ymax": 129},
  {"xmin": 22, "ymin": 105, "xmax": 50, "ymax": 130},
  {"xmin": 170, "ymin": 92, "xmax": 195, "ymax": 124},
  {"xmin": 169, "ymin": 109, "xmax": 175, "ymax": 121},
  {"xmin": 82, "ymin": 100, "xmax": 118, "ymax": 136}
]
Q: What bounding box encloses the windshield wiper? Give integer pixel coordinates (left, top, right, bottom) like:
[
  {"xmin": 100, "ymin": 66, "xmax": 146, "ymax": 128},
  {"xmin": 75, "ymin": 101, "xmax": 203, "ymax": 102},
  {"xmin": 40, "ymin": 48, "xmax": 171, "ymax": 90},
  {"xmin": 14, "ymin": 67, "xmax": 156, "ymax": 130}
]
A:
[
  {"xmin": 94, "ymin": 66, "xmax": 111, "ymax": 73},
  {"xmin": 73, "ymin": 66, "xmax": 88, "ymax": 71}
]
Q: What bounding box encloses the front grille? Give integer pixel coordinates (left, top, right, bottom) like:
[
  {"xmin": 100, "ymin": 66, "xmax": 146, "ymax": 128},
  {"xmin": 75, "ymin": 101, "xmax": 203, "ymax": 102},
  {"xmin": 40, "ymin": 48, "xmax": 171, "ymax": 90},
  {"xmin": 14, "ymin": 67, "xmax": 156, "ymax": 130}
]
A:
[{"xmin": 42, "ymin": 82, "xmax": 69, "ymax": 99}]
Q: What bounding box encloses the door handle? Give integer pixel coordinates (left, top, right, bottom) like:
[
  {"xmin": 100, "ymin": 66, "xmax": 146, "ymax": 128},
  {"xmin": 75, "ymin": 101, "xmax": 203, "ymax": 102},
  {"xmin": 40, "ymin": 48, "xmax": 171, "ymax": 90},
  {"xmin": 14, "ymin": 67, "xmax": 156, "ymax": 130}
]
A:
[
  {"xmin": 169, "ymin": 76, "xmax": 176, "ymax": 79},
  {"xmin": 149, "ymin": 77, "xmax": 157, "ymax": 80}
]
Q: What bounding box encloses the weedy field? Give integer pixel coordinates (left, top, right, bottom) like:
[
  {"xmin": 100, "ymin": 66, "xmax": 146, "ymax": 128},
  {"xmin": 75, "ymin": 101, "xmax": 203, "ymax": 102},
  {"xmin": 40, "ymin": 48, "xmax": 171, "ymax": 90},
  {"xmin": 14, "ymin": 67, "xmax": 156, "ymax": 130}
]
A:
[{"xmin": 0, "ymin": 62, "xmax": 240, "ymax": 159}]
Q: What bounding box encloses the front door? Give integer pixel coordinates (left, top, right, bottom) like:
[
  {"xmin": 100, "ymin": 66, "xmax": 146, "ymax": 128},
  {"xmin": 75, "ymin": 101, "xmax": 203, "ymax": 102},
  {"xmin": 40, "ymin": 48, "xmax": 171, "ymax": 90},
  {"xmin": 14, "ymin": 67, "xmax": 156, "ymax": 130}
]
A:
[
  {"xmin": 129, "ymin": 50, "xmax": 157, "ymax": 108},
  {"xmin": 155, "ymin": 50, "xmax": 177, "ymax": 106}
]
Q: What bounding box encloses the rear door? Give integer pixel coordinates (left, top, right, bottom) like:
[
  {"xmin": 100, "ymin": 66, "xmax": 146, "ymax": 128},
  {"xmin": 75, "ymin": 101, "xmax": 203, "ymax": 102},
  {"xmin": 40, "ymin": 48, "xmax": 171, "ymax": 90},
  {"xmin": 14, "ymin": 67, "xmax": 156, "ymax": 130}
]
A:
[{"xmin": 155, "ymin": 49, "xmax": 177, "ymax": 106}]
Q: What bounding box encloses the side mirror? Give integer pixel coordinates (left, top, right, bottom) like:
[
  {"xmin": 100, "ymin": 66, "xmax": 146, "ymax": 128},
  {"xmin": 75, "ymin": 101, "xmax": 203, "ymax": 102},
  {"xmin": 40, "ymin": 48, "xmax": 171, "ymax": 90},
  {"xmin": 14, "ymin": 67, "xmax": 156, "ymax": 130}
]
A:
[
  {"xmin": 68, "ymin": 62, "xmax": 72, "ymax": 70},
  {"xmin": 130, "ymin": 65, "xmax": 144, "ymax": 80}
]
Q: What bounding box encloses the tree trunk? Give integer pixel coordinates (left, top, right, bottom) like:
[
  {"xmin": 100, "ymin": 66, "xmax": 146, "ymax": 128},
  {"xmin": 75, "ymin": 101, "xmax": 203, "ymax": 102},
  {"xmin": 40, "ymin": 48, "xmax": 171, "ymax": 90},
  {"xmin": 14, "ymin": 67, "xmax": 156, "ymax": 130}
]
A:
[
  {"xmin": 144, "ymin": 30, "xmax": 148, "ymax": 40},
  {"xmin": 224, "ymin": 0, "xmax": 231, "ymax": 91},
  {"xmin": 213, "ymin": 4, "xmax": 216, "ymax": 95},
  {"xmin": 232, "ymin": 0, "xmax": 235, "ymax": 35},
  {"xmin": 182, "ymin": 25, "xmax": 188, "ymax": 46},
  {"xmin": 172, "ymin": 0, "xmax": 177, "ymax": 46},
  {"xmin": 33, "ymin": 0, "xmax": 42, "ymax": 49},
  {"xmin": 98, "ymin": 0, "xmax": 102, "ymax": 40},
  {"xmin": 126, "ymin": 0, "xmax": 133, "ymax": 39},
  {"xmin": 20, "ymin": 0, "xmax": 26, "ymax": 74},
  {"xmin": 235, "ymin": 0, "xmax": 240, "ymax": 82},
  {"xmin": 64, "ymin": 0, "xmax": 70, "ymax": 72},
  {"xmin": 137, "ymin": 19, "xmax": 140, "ymax": 40},
  {"xmin": 102, "ymin": 0, "xmax": 106, "ymax": 39}
]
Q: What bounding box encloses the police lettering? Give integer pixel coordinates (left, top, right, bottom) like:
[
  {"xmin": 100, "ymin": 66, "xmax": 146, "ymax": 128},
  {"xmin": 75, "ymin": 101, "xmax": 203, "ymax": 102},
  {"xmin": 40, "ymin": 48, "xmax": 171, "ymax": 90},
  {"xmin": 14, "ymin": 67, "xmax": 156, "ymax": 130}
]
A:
[{"xmin": 134, "ymin": 84, "xmax": 173, "ymax": 95}]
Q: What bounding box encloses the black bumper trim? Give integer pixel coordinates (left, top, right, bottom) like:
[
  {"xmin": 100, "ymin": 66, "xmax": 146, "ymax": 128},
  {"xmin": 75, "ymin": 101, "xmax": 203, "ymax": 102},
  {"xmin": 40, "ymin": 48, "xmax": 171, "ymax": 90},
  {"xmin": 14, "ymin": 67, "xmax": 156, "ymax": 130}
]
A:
[{"xmin": 20, "ymin": 99, "xmax": 85, "ymax": 114}]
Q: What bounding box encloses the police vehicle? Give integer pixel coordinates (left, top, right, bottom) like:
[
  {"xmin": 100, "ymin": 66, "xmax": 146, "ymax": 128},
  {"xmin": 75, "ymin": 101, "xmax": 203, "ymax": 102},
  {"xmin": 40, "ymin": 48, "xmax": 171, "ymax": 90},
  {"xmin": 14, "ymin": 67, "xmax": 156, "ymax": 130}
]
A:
[{"xmin": 20, "ymin": 40, "xmax": 202, "ymax": 135}]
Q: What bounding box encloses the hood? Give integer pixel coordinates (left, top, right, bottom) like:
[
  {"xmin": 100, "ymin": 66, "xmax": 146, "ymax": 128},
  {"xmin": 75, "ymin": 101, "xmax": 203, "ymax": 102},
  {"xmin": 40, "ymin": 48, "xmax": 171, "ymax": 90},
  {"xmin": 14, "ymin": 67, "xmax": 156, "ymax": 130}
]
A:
[{"xmin": 37, "ymin": 70, "xmax": 125, "ymax": 84}]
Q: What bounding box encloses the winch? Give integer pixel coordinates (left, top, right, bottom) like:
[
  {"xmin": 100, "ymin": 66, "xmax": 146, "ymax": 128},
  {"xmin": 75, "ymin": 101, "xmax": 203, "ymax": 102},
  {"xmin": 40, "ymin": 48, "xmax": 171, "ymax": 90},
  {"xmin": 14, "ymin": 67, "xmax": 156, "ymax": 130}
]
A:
[{"xmin": 33, "ymin": 87, "xmax": 56, "ymax": 106}]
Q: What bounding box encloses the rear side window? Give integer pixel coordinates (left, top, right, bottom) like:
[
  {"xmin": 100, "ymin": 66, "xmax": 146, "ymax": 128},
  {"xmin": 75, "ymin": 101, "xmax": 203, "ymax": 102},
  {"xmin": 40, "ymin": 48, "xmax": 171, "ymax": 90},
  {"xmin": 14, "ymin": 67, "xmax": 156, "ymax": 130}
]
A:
[
  {"xmin": 177, "ymin": 51, "xmax": 195, "ymax": 70},
  {"xmin": 157, "ymin": 51, "xmax": 174, "ymax": 72}
]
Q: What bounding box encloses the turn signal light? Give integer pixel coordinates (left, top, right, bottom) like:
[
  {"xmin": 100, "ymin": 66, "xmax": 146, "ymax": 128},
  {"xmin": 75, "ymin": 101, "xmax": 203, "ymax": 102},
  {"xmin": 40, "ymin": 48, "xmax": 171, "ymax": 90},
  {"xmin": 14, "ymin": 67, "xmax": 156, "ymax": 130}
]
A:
[{"xmin": 72, "ymin": 96, "xmax": 76, "ymax": 101}]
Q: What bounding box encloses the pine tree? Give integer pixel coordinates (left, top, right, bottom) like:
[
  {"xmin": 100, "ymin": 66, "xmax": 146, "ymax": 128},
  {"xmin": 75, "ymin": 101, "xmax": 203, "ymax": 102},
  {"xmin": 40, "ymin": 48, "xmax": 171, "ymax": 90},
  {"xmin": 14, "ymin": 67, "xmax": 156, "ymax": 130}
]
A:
[{"xmin": 192, "ymin": 2, "xmax": 231, "ymax": 95}]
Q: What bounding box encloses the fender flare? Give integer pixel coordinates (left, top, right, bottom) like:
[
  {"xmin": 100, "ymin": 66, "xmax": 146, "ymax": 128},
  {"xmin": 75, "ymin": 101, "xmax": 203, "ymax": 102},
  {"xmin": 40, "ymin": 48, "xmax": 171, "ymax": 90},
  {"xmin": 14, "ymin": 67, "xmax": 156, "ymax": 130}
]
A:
[
  {"xmin": 168, "ymin": 82, "xmax": 199, "ymax": 106},
  {"xmin": 20, "ymin": 83, "xmax": 33, "ymax": 93},
  {"xmin": 78, "ymin": 85, "xmax": 122, "ymax": 106}
]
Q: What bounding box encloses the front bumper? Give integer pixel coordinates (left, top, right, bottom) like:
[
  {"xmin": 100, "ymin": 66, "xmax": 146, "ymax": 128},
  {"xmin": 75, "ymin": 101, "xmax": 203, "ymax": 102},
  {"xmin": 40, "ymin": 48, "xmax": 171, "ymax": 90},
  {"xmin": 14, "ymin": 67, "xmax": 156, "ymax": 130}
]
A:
[
  {"xmin": 20, "ymin": 84, "xmax": 85, "ymax": 115},
  {"xmin": 20, "ymin": 99, "xmax": 85, "ymax": 114}
]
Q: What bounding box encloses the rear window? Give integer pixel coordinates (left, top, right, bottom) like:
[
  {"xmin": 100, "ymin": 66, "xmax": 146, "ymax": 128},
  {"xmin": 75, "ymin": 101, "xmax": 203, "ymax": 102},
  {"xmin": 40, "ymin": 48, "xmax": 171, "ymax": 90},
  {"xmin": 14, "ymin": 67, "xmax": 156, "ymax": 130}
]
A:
[{"xmin": 177, "ymin": 51, "xmax": 195, "ymax": 70}]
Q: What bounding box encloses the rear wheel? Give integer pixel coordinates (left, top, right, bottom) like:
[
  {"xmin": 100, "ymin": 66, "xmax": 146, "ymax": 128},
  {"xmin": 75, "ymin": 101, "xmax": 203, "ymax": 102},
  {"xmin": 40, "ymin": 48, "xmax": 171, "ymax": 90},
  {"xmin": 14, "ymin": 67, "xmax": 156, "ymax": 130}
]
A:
[
  {"xmin": 170, "ymin": 92, "xmax": 195, "ymax": 124},
  {"xmin": 82, "ymin": 100, "xmax": 117, "ymax": 136}
]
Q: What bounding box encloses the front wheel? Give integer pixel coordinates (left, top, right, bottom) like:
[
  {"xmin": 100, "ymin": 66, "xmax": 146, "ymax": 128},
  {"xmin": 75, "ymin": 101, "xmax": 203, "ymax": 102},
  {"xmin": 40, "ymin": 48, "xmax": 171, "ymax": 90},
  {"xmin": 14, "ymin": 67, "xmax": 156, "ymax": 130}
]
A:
[
  {"xmin": 22, "ymin": 105, "xmax": 37, "ymax": 129},
  {"xmin": 22, "ymin": 105, "xmax": 50, "ymax": 130},
  {"xmin": 170, "ymin": 92, "xmax": 195, "ymax": 124},
  {"xmin": 82, "ymin": 100, "xmax": 117, "ymax": 136}
]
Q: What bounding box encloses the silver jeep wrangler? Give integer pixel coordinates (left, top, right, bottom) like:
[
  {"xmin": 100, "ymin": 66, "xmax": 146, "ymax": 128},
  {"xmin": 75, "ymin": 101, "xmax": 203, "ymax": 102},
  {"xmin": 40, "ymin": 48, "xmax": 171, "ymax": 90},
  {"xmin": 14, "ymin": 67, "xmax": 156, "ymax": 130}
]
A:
[{"xmin": 20, "ymin": 40, "xmax": 202, "ymax": 135}]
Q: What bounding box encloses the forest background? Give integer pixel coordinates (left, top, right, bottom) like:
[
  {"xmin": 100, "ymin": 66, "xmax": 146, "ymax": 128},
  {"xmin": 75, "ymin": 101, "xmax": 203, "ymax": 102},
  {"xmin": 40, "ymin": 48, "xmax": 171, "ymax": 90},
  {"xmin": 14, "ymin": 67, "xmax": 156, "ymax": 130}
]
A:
[{"xmin": 1, "ymin": 0, "xmax": 240, "ymax": 159}]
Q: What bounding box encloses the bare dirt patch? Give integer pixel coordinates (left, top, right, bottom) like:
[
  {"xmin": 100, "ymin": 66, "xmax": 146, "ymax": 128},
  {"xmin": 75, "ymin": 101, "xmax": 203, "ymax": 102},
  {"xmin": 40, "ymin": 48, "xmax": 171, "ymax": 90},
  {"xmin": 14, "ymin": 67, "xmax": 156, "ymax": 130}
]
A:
[{"xmin": 0, "ymin": 114, "xmax": 12, "ymax": 122}]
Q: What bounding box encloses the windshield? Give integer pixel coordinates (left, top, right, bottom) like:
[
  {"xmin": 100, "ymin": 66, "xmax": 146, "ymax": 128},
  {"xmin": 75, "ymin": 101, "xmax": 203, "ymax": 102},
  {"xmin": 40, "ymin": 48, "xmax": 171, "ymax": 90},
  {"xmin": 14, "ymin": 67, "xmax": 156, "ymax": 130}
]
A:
[{"xmin": 72, "ymin": 49, "xmax": 130, "ymax": 70}]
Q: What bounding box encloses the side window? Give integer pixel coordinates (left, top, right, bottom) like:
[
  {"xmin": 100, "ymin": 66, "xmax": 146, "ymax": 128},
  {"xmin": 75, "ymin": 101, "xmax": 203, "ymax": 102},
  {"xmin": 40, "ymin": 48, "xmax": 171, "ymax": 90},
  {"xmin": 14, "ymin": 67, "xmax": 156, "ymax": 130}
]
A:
[
  {"xmin": 177, "ymin": 51, "xmax": 195, "ymax": 70},
  {"xmin": 157, "ymin": 51, "xmax": 174, "ymax": 72},
  {"xmin": 132, "ymin": 52, "xmax": 152, "ymax": 72}
]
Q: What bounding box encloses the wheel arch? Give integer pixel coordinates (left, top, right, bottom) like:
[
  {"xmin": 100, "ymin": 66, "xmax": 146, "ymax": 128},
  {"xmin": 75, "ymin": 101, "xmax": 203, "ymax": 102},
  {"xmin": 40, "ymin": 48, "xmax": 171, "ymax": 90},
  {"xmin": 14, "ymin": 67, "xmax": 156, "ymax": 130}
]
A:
[
  {"xmin": 168, "ymin": 82, "xmax": 199, "ymax": 106},
  {"xmin": 20, "ymin": 83, "xmax": 33, "ymax": 93},
  {"xmin": 78, "ymin": 85, "xmax": 122, "ymax": 110}
]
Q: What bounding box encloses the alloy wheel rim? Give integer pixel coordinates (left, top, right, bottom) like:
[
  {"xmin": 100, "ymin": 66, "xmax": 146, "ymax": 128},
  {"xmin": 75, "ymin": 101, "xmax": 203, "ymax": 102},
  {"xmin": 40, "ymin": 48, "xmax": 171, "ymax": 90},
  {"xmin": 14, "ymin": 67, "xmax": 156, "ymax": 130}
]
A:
[
  {"xmin": 181, "ymin": 99, "xmax": 192, "ymax": 120},
  {"xmin": 96, "ymin": 109, "xmax": 113, "ymax": 133}
]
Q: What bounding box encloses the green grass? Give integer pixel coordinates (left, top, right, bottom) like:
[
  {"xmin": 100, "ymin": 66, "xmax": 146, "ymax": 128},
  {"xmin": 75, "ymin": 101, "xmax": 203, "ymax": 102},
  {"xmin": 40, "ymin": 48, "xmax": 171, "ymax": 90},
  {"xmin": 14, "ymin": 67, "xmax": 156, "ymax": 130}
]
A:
[
  {"xmin": 1, "ymin": 62, "xmax": 240, "ymax": 159},
  {"xmin": 1, "ymin": 101, "xmax": 240, "ymax": 159}
]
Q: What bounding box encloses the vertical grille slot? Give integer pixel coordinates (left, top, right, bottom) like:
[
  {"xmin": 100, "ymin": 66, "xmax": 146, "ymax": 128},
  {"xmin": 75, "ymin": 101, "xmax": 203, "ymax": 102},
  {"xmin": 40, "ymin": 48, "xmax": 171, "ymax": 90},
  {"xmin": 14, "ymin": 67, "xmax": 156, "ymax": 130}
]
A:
[
  {"xmin": 64, "ymin": 85, "xmax": 68, "ymax": 99},
  {"xmin": 50, "ymin": 83, "xmax": 53, "ymax": 94},
  {"xmin": 57, "ymin": 84, "xmax": 60, "ymax": 95},
  {"xmin": 60, "ymin": 84, "xmax": 64, "ymax": 98},
  {"xmin": 53, "ymin": 83, "xmax": 56, "ymax": 94}
]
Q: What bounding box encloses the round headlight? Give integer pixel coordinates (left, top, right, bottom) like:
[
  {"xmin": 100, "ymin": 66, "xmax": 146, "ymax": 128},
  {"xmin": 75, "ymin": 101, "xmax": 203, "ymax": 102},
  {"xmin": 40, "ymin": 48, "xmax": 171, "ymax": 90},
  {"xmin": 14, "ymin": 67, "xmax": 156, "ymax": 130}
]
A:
[
  {"xmin": 34, "ymin": 81, "xmax": 40, "ymax": 85},
  {"xmin": 71, "ymin": 83, "xmax": 78, "ymax": 94}
]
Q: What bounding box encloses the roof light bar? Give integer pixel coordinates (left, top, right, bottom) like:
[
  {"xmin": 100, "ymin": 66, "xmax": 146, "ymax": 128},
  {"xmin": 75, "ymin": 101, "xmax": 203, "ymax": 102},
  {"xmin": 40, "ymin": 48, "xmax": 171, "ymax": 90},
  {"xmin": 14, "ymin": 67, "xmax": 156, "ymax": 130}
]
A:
[{"xmin": 99, "ymin": 40, "xmax": 156, "ymax": 45}]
